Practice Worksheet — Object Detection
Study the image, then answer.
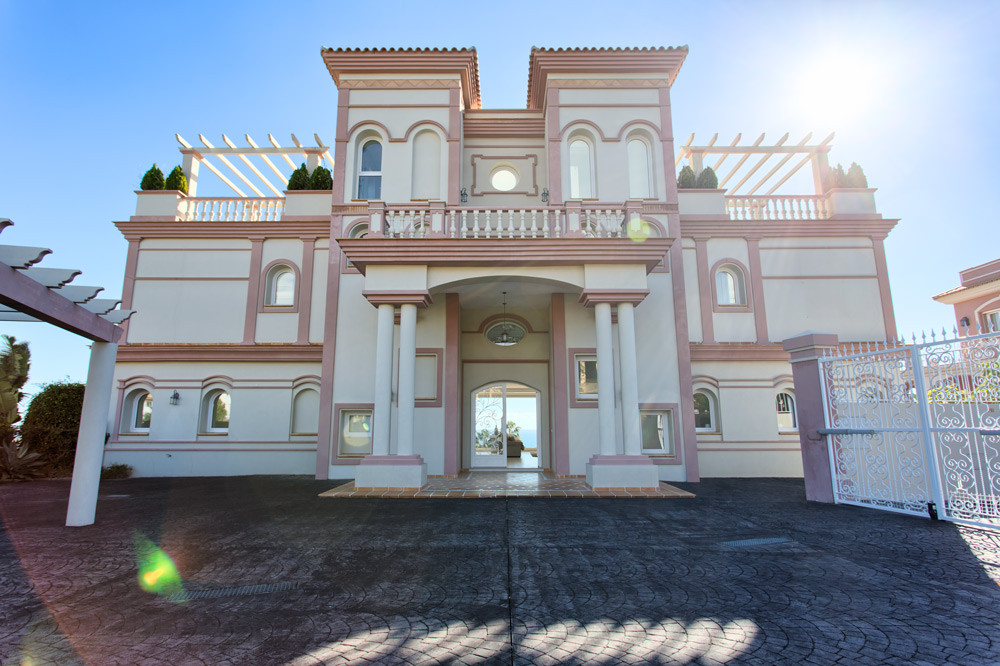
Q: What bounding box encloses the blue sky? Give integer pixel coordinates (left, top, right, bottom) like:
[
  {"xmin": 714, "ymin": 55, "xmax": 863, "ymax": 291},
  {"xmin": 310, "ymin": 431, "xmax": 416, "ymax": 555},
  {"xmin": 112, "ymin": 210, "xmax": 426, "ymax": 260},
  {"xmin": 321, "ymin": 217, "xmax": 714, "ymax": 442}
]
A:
[{"xmin": 2, "ymin": 0, "xmax": 999, "ymax": 396}]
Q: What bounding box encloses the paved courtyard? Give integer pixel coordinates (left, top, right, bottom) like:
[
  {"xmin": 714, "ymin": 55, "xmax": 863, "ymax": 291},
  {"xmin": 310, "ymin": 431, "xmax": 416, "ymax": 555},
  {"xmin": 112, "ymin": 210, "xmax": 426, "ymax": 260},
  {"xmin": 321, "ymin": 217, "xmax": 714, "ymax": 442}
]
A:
[{"xmin": 1, "ymin": 477, "xmax": 999, "ymax": 665}]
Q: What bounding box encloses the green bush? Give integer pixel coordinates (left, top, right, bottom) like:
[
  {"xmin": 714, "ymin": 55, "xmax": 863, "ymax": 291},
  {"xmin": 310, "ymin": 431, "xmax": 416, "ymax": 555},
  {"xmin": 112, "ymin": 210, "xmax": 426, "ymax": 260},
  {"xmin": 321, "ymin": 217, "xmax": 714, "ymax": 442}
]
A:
[
  {"xmin": 20, "ymin": 381, "xmax": 86, "ymax": 473},
  {"xmin": 695, "ymin": 166, "xmax": 719, "ymax": 189},
  {"xmin": 287, "ymin": 163, "xmax": 311, "ymax": 190},
  {"xmin": 677, "ymin": 165, "xmax": 697, "ymax": 189},
  {"xmin": 164, "ymin": 166, "xmax": 188, "ymax": 193},
  {"xmin": 846, "ymin": 162, "xmax": 868, "ymax": 188},
  {"xmin": 140, "ymin": 164, "xmax": 165, "ymax": 191},
  {"xmin": 101, "ymin": 463, "xmax": 133, "ymax": 480},
  {"xmin": 309, "ymin": 165, "xmax": 333, "ymax": 190},
  {"xmin": 0, "ymin": 334, "xmax": 30, "ymax": 430}
]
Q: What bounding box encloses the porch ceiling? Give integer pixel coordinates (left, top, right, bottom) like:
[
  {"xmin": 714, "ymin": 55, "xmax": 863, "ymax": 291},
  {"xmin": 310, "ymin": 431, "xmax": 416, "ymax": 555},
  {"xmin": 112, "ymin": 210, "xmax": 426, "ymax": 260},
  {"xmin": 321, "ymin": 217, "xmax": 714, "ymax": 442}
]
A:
[{"xmin": 446, "ymin": 280, "xmax": 574, "ymax": 309}]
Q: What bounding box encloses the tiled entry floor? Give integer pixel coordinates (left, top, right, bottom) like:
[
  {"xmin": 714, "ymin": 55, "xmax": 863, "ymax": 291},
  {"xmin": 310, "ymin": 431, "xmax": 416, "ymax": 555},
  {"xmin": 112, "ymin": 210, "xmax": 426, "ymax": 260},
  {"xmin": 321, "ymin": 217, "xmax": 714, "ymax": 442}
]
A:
[{"xmin": 319, "ymin": 471, "xmax": 695, "ymax": 498}]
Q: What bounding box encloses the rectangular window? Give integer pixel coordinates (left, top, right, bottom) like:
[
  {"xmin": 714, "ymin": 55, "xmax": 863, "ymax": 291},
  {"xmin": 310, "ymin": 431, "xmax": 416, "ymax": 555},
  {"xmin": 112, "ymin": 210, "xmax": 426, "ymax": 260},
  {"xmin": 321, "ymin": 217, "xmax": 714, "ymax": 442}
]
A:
[
  {"xmin": 358, "ymin": 176, "xmax": 381, "ymax": 200},
  {"xmin": 415, "ymin": 353, "xmax": 438, "ymax": 402},
  {"xmin": 576, "ymin": 355, "xmax": 598, "ymax": 399},
  {"xmin": 338, "ymin": 409, "xmax": 373, "ymax": 457},
  {"xmin": 640, "ymin": 410, "xmax": 675, "ymax": 456},
  {"xmin": 986, "ymin": 311, "xmax": 1000, "ymax": 332}
]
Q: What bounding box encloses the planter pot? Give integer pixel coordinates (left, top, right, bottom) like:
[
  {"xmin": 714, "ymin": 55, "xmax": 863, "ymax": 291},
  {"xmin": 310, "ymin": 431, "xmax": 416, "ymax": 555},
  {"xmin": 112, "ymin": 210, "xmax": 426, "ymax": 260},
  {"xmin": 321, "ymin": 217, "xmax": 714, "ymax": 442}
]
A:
[
  {"xmin": 678, "ymin": 189, "xmax": 727, "ymax": 215},
  {"xmin": 825, "ymin": 188, "xmax": 877, "ymax": 216},
  {"xmin": 283, "ymin": 190, "xmax": 333, "ymax": 217},
  {"xmin": 134, "ymin": 190, "xmax": 185, "ymax": 218}
]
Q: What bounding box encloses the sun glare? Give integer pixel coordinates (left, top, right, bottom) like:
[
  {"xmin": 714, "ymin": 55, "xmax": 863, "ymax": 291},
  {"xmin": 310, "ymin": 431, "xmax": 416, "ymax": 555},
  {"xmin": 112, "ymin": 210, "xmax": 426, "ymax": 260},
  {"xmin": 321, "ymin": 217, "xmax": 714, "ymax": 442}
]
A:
[{"xmin": 791, "ymin": 53, "xmax": 886, "ymax": 130}]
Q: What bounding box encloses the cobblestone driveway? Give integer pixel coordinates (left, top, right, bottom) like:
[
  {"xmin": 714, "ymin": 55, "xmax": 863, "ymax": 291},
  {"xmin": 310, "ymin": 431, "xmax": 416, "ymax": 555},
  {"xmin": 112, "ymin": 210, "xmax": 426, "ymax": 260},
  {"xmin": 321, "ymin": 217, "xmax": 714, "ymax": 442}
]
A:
[{"xmin": 2, "ymin": 477, "xmax": 999, "ymax": 665}]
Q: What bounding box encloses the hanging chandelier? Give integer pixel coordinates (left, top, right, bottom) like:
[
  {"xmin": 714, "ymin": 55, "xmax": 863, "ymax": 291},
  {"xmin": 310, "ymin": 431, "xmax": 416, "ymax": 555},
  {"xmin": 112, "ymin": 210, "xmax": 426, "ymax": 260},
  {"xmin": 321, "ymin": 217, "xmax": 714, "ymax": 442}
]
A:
[{"xmin": 486, "ymin": 291, "xmax": 526, "ymax": 347}]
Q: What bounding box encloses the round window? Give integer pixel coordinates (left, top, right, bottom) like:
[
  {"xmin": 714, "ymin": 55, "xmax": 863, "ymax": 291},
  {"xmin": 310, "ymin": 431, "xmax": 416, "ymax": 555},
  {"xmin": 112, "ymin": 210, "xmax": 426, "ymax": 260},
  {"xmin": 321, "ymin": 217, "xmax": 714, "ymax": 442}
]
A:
[
  {"xmin": 490, "ymin": 167, "xmax": 518, "ymax": 192},
  {"xmin": 485, "ymin": 321, "xmax": 526, "ymax": 347}
]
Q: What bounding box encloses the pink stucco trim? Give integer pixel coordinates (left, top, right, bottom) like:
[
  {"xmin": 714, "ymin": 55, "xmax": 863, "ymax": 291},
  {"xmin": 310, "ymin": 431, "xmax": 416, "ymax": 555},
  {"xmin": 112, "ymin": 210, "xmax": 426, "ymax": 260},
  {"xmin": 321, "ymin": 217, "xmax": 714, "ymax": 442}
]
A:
[
  {"xmin": 448, "ymin": 87, "xmax": 462, "ymax": 205},
  {"xmin": 658, "ymin": 86, "xmax": 677, "ymax": 205},
  {"xmin": 746, "ymin": 238, "xmax": 769, "ymax": 343},
  {"xmin": 470, "ymin": 154, "xmax": 539, "ymax": 197},
  {"xmin": 567, "ymin": 347, "xmax": 598, "ymax": 409},
  {"xmin": 445, "ymin": 294, "xmax": 460, "ymax": 476},
  {"xmin": 550, "ymin": 294, "xmax": 570, "ymax": 475},
  {"xmin": 357, "ymin": 454, "xmax": 425, "ymax": 466},
  {"xmin": 117, "ymin": 344, "xmax": 322, "ymax": 362},
  {"xmin": 256, "ymin": 258, "xmax": 301, "ymax": 314},
  {"xmin": 578, "ymin": 289, "xmax": 650, "ymax": 307},
  {"xmin": 332, "ymin": 88, "xmax": 350, "ymax": 204},
  {"xmin": 689, "ymin": 343, "xmax": 789, "ymax": 362},
  {"xmin": 871, "ymin": 236, "xmax": 897, "ymax": 340},
  {"xmin": 109, "ymin": 385, "xmax": 127, "ymax": 444},
  {"xmin": 709, "ymin": 256, "xmax": 754, "ymax": 314},
  {"xmin": 699, "ymin": 447, "xmax": 801, "ymax": 452},
  {"xmin": 693, "ymin": 237, "xmax": 714, "ymax": 343},
  {"xmin": 119, "ymin": 239, "xmax": 140, "ymax": 343},
  {"xmin": 545, "ymin": 87, "xmax": 562, "ymax": 205},
  {"xmin": 667, "ymin": 217, "xmax": 699, "ymax": 482},
  {"xmin": 362, "ymin": 290, "xmax": 433, "ymax": 308},
  {"xmin": 106, "ymin": 446, "xmax": 317, "ymax": 453},
  {"xmin": 314, "ymin": 216, "xmax": 344, "ymax": 479},
  {"xmin": 587, "ymin": 454, "xmax": 656, "ymax": 466},
  {"xmin": 242, "ymin": 238, "xmax": 264, "ymax": 344},
  {"xmin": 331, "ymin": 401, "xmax": 373, "ymax": 464},
  {"xmin": 413, "ymin": 348, "xmax": 443, "ymax": 408},
  {"xmin": 639, "ymin": 401, "xmax": 683, "ymax": 465},
  {"xmin": 297, "ymin": 238, "xmax": 316, "ymax": 344},
  {"xmin": 781, "ymin": 333, "xmax": 840, "ymax": 503}
]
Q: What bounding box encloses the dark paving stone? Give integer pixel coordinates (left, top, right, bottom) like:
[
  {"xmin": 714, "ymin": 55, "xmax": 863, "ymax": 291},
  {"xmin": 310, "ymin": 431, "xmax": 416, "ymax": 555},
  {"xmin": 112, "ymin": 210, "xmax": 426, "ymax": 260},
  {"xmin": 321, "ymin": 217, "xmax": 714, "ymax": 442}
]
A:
[{"xmin": 1, "ymin": 476, "xmax": 999, "ymax": 664}]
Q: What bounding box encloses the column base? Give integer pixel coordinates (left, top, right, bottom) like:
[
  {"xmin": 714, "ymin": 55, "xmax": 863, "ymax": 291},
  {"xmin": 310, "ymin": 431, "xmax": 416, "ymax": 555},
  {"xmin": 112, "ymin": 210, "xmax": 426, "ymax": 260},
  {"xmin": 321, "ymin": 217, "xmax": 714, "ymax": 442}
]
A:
[
  {"xmin": 586, "ymin": 454, "xmax": 660, "ymax": 489},
  {"xmin": 354, "ymin": 455, "xmax": 427, "ymax": 489}
]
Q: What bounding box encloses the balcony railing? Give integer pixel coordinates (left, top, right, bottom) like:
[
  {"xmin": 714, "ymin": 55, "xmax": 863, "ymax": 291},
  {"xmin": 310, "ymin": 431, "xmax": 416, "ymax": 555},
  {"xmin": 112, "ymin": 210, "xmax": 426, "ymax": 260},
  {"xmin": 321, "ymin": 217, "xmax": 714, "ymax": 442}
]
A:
[
  {"xmin": 183, "ymin": 197, "xmax": 284, "ymax": 222},
  {"xmin": 374, "ymin": 206, "xmax": 638, "ymax": 239},
  {"xmin": 725, "ymin": 195, "xmax": 828, "ymax": 221}
]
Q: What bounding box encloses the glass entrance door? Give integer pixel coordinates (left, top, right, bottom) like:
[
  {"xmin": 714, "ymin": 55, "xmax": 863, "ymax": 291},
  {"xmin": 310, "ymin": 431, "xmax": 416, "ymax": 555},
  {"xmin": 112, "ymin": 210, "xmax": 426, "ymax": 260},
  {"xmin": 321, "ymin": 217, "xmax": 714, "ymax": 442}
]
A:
[
  {"xmin": 473, "ymin": 384, "xmax": 507, "ymax": 467},
  {"xmin": 472, "ymin": 382, "xmax": 541, "ymax": 469}
]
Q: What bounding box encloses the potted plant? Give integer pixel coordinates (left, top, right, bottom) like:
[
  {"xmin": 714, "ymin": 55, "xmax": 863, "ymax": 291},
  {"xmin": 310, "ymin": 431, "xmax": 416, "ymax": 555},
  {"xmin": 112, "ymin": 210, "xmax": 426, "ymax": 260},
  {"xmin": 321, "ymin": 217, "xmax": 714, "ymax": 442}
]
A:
[
  {"xmin": 283, "ymin": 163, "xmax": 334, "ymax": 217},
  {"xmin": 677, "ymin": 165, "xmax": 727, "ymax": 215},
  {"xmin": 135, "ymin": 163, "xmax": 186, "ymax": 218},
  {"xmin": 824, "ymin": 161, "xmax": 877, "ymax": 216}
]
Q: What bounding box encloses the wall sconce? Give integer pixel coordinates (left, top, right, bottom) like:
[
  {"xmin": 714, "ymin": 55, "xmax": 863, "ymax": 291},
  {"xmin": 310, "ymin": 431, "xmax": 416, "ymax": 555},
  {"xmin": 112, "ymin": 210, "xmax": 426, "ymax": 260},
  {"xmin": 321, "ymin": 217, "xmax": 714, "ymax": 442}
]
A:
[
  {"xmin": 541, "ymin": 188, "xmax": 549, "ymax": 203},
  {"xmin": 460, "ymin": 187, "xmax": 468, "ymax": 203},
  {"xmin": 170, "ymin": 391, "xmax": 180, "ymax": 405}
]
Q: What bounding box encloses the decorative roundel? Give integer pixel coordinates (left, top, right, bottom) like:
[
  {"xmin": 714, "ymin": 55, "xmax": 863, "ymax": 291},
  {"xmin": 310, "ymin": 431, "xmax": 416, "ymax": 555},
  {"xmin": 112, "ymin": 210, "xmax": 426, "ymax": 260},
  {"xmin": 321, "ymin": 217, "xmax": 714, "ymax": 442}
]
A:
[
  {"xmin": 485, "ymin": 321, "xmax": 526, "ymax": 346},
  {"xmin": 490, "ymin": 167, "xmax": 518, "ymax": 192}
]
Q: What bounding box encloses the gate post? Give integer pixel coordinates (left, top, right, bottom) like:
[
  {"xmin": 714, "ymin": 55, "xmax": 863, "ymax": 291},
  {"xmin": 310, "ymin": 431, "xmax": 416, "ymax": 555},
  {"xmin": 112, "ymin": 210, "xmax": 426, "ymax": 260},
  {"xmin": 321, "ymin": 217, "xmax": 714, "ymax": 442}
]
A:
[{"xmin": 782, "ymin": 332, "xmax": 840, "ymax": 503}]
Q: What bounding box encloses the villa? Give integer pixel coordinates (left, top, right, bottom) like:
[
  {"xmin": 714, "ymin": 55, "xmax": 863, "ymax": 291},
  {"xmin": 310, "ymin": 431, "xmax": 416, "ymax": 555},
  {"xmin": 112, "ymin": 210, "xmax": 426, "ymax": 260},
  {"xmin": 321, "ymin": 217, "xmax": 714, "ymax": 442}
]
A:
[{"xmin": 104, "ymin": 46, "xmax": 898, "ymax": 489}]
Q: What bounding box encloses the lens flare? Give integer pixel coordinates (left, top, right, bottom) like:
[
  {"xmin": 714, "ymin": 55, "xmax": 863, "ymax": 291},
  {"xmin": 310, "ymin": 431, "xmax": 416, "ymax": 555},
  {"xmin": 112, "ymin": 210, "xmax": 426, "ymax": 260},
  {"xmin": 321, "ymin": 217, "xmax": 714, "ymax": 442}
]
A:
[
  {"xmin": 132, "ymin": 531, "xmax": 184, "ymax": 599},
  {"xmin": 627, "ymin": 216, "xmax": 650, "ymax": 242}
]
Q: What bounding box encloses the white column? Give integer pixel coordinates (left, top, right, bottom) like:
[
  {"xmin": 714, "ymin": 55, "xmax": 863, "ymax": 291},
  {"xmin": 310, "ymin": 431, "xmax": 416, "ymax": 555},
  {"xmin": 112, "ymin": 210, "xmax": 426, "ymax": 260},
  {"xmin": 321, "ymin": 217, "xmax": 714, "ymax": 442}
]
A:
[
  {"xmin": 617, "ymin": 302, "xmax": 642, "ymax": 455},
  {"xmin": 594, "ymin": 302, "xmax": 617, "ymax": 455},
  {"xmin": 396, "ymin": 303, "xmax": 418, "ymax": 456},
  {"xmin": 371, "ymin": 303, "xmax": 395, "ymax": 456},
  {"xmin": 66, "ymin": 341, "xmax": 118, "ymax": 527}
]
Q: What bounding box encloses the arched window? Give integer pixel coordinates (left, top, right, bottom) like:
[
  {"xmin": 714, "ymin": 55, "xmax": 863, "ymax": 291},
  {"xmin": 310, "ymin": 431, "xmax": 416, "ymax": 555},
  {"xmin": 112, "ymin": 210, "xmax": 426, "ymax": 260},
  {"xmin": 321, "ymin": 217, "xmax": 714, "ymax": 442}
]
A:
[
  {"xmin": 568, "ymin": 138, "xmax": 594, "ymax": 199},
  {"xmin": 291, "ymin": 388, "xmax": 320, "ymax": 435},
  {"xmin": 627, "ymin": 138, "xmax": 652, "ymax": 198},
  {"xmin": 715, "ymin": 264, "xmax": 747, "ymax": 306},
  {"xmin": 776, "ymin": 392, "xmax": 797, "ymax": 431},
  {"xmin": 122, "ymin": 388, "xmax": 153, "ymax": 433},
  {"xmin": 411, "ymin": 130, "xmax": 441, "ymax": 199},
  {"xmin": 264, "ymin": 264, "xmax": 295, "ymax": 306},
  {"xmin": 203, "ymin": 389, "xmax": 231, "ymax": 433},
  {"xmin": 357, "ymin": 139, "xmax": 382, "ymax": 200},
  {"xmin": 693, "ymin": 390, "xmax": 717, "ymax": 431}
]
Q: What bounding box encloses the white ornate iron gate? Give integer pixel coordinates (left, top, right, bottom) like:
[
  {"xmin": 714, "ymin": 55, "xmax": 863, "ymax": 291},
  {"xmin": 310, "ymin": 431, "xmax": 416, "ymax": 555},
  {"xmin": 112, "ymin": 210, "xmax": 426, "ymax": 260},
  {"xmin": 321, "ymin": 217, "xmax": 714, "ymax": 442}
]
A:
[{"xmin": 819, "ymin": 329, "xmax": 1000, "ymax": 529}]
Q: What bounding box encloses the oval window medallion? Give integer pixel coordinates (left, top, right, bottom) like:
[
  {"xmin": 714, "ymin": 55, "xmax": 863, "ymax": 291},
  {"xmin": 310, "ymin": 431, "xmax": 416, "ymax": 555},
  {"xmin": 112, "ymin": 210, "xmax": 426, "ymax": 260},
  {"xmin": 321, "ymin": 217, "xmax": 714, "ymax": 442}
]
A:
[{"xmin": 490, "ymin": 167, "xmax": 518, "ymax": 192}]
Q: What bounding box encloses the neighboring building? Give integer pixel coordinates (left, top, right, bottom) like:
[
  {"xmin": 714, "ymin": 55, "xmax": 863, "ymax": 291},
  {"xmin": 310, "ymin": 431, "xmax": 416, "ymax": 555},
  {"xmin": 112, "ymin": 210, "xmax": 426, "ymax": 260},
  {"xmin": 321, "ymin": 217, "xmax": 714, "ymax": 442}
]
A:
[
  {"xmin": 105, "ymin": 46, "xmax": 898, "ymax": 487},
  {"xmin": 933, "ymin": 259, "xmax": 1000, "ymax": 334}
]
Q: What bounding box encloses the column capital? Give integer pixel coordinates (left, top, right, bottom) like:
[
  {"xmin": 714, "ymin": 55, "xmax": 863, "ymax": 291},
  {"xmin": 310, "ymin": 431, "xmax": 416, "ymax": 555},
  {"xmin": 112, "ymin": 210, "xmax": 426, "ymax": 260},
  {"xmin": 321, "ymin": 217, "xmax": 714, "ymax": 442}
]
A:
[
  {"xmin": 578, "ymin": 289, "xmax": 649, "ymax": 308},
  {"xmin": 782, "ymin": 332, "xmax": 840, "ymax": 363},
  {"xmin": 362, "ymin": 290, "xmax": 433, "ymax": 308}
]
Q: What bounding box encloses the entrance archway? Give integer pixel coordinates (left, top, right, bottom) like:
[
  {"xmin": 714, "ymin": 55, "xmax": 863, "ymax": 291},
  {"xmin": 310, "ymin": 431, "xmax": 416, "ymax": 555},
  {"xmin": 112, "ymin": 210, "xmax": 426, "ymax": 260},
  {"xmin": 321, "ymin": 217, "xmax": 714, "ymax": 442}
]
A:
[{"xmin": 471, "ymin": 381, "xmax": 541, "ymax": 470}]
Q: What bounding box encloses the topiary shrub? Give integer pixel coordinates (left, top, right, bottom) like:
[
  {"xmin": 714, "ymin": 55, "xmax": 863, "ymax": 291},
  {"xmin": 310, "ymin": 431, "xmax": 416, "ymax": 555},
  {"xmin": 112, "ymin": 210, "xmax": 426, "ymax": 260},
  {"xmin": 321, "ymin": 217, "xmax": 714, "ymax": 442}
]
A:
[
  {"xmin": 140, "ymin": 164, "xmax": 165, "ymax": 191},
  {"xmin": 20, "ymin": 381, "xmax": 86, "ymax": 474},
  {"xmin": 309, "ymin": 165, "xmax": 333, "ymax": 190},
  {"xmin": 164, "ymin": 166, "xmax": 188, "ymax": 193},
  {"xmin": 846, "ymin": 162, "xmax": 868, "ymax": 188},
  {"xmin": 677, "ymin": 165, "xmax": 697, "ymax": 189},
  {"xmin": 825, "ymin": 163, "xmax": 848, "ymax": 190},
  {"xmin": 101, "ymin": 463, "xmax": 133, "ymax": 480},
  {"xmin": 695, "ymin": 166, "xmax": 719, "ymax": 189},
  {"xmin": 287, "ymin": 163, "xmax": 311, "ymax": 190}
]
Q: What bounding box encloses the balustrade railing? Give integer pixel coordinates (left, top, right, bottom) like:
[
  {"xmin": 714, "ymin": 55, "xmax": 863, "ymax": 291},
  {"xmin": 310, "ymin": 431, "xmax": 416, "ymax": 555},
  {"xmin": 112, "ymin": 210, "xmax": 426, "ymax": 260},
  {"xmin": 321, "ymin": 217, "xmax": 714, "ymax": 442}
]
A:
[
  {"xmin": 183, "ymin": 197, "xmax": 284, "ymax": 222},
  {"xmin": 725, "ymin": 195, "xmax": 828, "ymax": 221}
]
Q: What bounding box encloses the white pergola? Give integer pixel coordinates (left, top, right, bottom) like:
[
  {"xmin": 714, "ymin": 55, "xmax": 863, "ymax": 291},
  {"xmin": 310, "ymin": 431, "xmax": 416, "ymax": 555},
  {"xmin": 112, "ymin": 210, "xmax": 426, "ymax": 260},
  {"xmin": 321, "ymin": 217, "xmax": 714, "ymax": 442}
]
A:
[{"xmin": 0, "ymin": 218, "xmax": 134, "ymax": 526}]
